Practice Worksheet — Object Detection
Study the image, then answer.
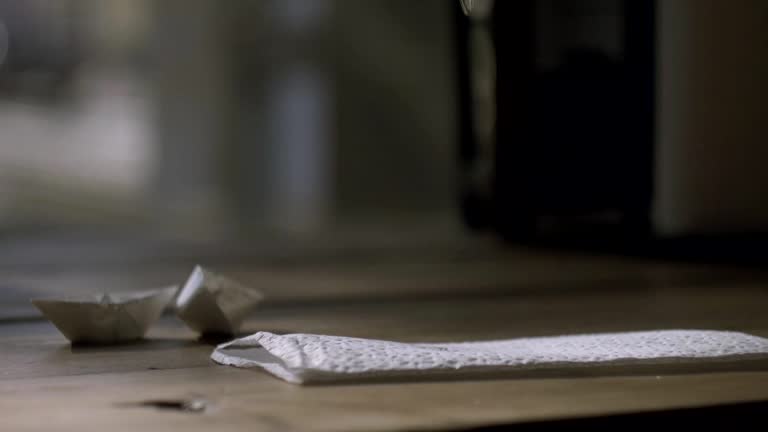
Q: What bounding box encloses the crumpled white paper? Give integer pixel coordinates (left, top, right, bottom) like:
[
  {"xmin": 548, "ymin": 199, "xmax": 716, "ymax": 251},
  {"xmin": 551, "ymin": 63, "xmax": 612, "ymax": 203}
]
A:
[{"xmin": 212, "ymin": 330, "xmax": 768, "ymax": 384}]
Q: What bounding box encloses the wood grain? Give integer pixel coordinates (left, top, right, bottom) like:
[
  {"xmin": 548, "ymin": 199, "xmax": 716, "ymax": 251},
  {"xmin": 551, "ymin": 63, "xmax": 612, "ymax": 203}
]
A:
[{"xmin": 2, "ymin": 259, "xmax": 768, "ymax": 431}]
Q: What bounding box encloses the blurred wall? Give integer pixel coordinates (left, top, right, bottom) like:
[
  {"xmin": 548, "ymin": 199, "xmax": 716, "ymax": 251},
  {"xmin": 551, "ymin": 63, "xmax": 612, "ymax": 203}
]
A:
[
  {"xmin": 333, "ymin": 0, "xmax": 458, "ymax": 221},
  {"xmin": 656, "ymin": 0, "xmax": 768, "ymax": 234},
  {"xmin": 149, "ymin": 0, "xmax": 458, "ymax": 236}
]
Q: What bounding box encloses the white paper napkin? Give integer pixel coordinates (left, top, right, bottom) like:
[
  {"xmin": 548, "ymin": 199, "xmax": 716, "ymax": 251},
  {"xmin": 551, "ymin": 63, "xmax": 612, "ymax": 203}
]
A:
[{"xmin": 212, "ymin": 330, "xmax": 768, "ymax": 384}]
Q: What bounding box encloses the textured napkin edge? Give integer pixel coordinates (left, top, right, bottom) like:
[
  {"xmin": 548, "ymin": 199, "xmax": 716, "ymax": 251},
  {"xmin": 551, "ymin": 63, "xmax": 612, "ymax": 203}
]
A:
[{"xmin": 212, "ymin": 332, "xmax": 307, "ymax": 383}]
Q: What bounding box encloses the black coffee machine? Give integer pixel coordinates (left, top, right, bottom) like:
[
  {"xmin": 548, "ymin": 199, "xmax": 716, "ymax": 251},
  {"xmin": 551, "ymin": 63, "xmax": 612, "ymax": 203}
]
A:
[{"xmin": 456, "ymin": 0, "xmax": 656, "ymax": 242}]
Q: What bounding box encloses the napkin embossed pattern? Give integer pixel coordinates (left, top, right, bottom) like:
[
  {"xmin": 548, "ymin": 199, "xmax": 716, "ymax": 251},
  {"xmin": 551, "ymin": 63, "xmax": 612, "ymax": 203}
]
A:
[{"xmin": 212, "ymin": 330, "xmax": 768, "ymax": 384}]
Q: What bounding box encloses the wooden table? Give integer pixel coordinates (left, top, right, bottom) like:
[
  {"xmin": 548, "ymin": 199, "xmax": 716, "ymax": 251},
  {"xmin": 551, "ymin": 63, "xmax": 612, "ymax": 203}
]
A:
[{"xmin": 3, "ymin": 250, "xmax": 768, "ymax": 431}]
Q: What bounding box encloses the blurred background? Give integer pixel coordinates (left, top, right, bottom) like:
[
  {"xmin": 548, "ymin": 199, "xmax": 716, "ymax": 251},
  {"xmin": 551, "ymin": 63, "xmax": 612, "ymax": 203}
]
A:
[
  {"xmin": 0, "ymin": 0, "xmax": 472, "ymax": 318},
  {"xmin": 0, "ymin": 0, "xmax": 460, "ymax": 262},
  {"xmin": 0, "ymin": 0, "xmax": 767, "ymax": 318}
]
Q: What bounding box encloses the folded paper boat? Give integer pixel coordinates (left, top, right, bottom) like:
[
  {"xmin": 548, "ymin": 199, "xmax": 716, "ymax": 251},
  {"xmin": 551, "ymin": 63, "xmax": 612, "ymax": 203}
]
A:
[
  {"xmin": 175, "ymin": 266, "xmax": 264, "ymax": 335},
  {"xmin": 31, "ymin": 286, "xmax": 177, "ymax": 344}
]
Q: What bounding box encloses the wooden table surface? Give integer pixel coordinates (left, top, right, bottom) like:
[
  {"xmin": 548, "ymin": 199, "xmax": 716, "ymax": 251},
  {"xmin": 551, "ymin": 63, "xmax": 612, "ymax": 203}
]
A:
[{"xmin": 3, "ymin": 249, "xmax": 768, "ymax": 431}]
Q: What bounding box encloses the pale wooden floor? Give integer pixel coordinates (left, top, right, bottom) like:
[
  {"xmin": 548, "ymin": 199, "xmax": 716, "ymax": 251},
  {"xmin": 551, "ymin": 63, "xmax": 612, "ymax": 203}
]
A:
[{"xmin": 3, "ymin": 250, "xmax": 768, "ymax": 431}]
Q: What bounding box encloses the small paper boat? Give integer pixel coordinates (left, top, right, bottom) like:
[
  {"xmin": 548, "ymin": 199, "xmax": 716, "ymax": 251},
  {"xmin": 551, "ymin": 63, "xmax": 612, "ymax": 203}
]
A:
[
  {"xmin": 175, "ymin": 266, "xmax": 264, "ymax": 335},
  {"xmin": 31, "ymin": 286, "xmax": 178, "ymax": 344}
]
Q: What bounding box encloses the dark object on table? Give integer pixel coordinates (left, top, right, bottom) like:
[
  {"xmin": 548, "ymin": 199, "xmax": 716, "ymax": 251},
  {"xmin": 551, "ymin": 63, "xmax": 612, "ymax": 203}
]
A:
[{"xmin": 456, "ymin": 0, "xmax": 656, "ymax": 241}]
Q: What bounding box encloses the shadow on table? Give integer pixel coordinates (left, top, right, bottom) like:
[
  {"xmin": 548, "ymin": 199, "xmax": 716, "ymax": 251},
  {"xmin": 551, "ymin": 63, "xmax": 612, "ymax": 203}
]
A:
[
  {"xmin": 462, "ymin": 400, "xmax": 768, "ymax": 431},
  {"xmin": 66, "ymin": 327, "xmax": 293, "ymax": 352},
  {"xmin": 294, "ymin": 357, "xmax": 768, "ymax": 387}
]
